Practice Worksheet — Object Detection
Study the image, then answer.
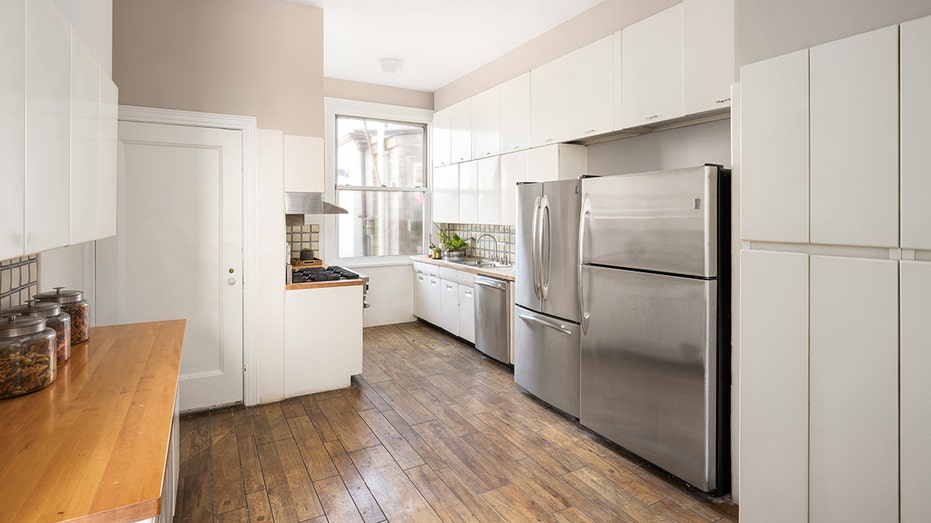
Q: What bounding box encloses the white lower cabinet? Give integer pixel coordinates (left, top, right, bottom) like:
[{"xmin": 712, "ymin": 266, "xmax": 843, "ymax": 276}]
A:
[
  {"xmin": 412, "ymin": 264, "xmax": 429, "ymax": 320},
  {"xmin": 809, "ymin": 255, "xmax": 898, "ymax": 522},
  {"xmin": 901, "ymin": 261, "xmax": 931, "ymax": 522},
  {"xmin": 458, "ymin": 284, "xmax": 475, "ymax": 343},
  {"xmin": 739, "ymin": 250, "xmax": 809, "ymax": 523},
  {"xmin": 284, "ymin": 286, "xmax": 364, "ymax": 397},
  {"xmin": 440, "ymin": 279, "xmax": 459, "ymax": 335},
  {"xmin": 426, "ymin": 275, "xmax": 441, "ymax": 326}
]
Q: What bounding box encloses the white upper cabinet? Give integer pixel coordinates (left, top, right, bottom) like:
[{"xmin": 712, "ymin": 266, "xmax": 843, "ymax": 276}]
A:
[
  {"xmin": 499, "ymin": 150, "xmax": 527, "ymax": 227},
  {"xmin": 25, "ymin": 0, "xmax": 71, "ymax": 254},
  {"xmin": 432, "ymin": 164, "xmax": 459, "ymax": 223},
  {"xmin": 567, "ymin": 35, "xmax": 615, "ymax": 139},
  {"xmin": 901, "ymin": 261, "xmax": 931, "ymax": 522},
  {"xmin": 477, "ymin": 156, "xmax": 500, "ymax": 224},
  {"xmin": 98, "ymin": 72, "xmax": 119, "ymax": 240},
  {"xmin": 739, "ymin": 250, "xmax": 809, "ymax": 523},
  {"xmin": 70, "ymin": 32, "xmax": 101, "ymax": 246},
  {"xmin": 530, "ymin": 53, "xmax": 569, "ymax": 147},
  {"xmin": 809, "ymin": 255, "xmax": 898, "ymax": 522},
  {"xmin": 499, "ymin": 72, "xmax": 531, "ymax": 153},
  {"xmin": 471, "ymin": 86, "xmax": 500, "ymax": 159},
  {"xmin": 612, "ymin": 31, "xmax": 623, "ymax": 131},
  {"xmin": 432, "ymin": 107, "xmax": 451, "ymax": 167},
  {"xmin": 458, "ymin": 161, "xmax": 478, "ymax": 224},
  {"xmin": 684, "ymin": 0, "xmax": 734, "ymax": 115},
  {"xmin": 0, "ymin": 0, "xmax": 25, "ymax": 260},
  {"xmin": 620, "ymin": 3, "xmax": 684, "ymax": 129},
  {"xmin": 284, "ymin": 135, "xmax": 325, "ymax": 193},
  {"xmin": 810, "ymin": 25, "xmax": 899, "ymax": 248},
  {"xmin": 450, "ymin": 99, "xmax": 472, "ymax": 163},
  {"xmin": 740, "ymin": 49, "xmax": 809, "ymax": 243},
  {"xmin": 901, "ymin": 15, "xmax": 931, "ymax": 250},
  {"xmin": 526, "ymin": 143, "xmax": 586, "ymax": 183}
]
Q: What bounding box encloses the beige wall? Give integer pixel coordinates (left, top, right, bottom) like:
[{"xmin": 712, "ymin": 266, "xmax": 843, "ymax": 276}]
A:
[
  {"xmin": 113, "ymin": 0, "xmax": 323, "ymax": 136},
  {"xmin": 434, "ymin": 0, "xmax": 678, "ymax": 110},
  {"xmin": 325, "ymin": 78, "xmax": 434, "ymax": 110},
  {"xmin": 737, "ymin": 0, "xmax": 931, "ymax": 67}
]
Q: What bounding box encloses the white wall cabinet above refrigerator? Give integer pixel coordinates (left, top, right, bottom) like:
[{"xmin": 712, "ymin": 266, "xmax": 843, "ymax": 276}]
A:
[
  {"xmin": 684, "ymin": 0, "xmax": 734, "ymax": 115},
  {"xmin": 530, "ymin": 53, "xmax": 569, "ymax": 147},
  {"xmin": 1, "ymin": 0, "xmax": 118, "ymax": 259},
  {"xmin": 567, "ymin": 35, "xmax": 615, "ymax": 139},
  {"xmin": 619, "ymin": 3, "xmax": 684, "ymax": 129},
  {"xmin": 283, "ymin": 135, "xmax": 325, "ymax": 193}
]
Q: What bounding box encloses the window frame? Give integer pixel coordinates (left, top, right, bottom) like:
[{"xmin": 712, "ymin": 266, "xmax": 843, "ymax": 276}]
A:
[{"xmin": 323, "ymin": 98, "xmax": 434, "ymax": 267}]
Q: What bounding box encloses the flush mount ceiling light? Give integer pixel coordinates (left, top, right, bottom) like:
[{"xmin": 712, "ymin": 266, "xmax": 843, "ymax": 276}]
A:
[{"xmin": 380, "ymin": 57, "xmax": 404, "ymax": 75}]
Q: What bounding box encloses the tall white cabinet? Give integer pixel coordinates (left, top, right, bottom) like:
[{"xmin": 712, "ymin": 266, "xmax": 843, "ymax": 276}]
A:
[
  {"xmin": 740, "ymin": 15, "xmax": 931, "ymax": 521},
  {"xmin": 808, "ymin": 256, "xmax": 898, "ymax": 522},
  {"xmin": 809, "ymin": 25, "xmax": 899, "ymax": 248}
]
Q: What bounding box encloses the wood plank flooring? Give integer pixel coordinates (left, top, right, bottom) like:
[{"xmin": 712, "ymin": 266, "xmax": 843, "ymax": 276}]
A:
[{"xmin": 173, "ymin": 321, "xmax": 738, "ymax": 523}]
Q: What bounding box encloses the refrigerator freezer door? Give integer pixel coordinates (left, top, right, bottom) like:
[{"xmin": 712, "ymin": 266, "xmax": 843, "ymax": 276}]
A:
[
  {"xmin": 514, "ymin": 305, "xmax": 581, "ymax": 417},
  {"xmin": 540, "ymin": 179, "xmax": 582, "ymax": 322},
  {"xmin": 580, "ymin": 264, "xmax": 718, "ymax": 490},
  {"xmin": 581, "ymin": 165, "xmax": 719, "ymax": 278},
  {"xmin": 515, "ymin": 183, "xmax": 542, "ymax": 311}
]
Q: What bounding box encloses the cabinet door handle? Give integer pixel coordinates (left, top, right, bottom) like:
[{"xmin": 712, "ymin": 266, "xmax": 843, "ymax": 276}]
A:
[
  {"xmin": 646, "ymin": 114, "xmax": 659, "ymax": 120},
  {"xmin": 715, "ymin": 98, "xmax": 731, "ymax": 104}
]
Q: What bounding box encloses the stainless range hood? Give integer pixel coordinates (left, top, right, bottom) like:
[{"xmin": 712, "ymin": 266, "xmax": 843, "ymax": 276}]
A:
[{"xmin": 285, "ymin": 192, "xmax": 348, "ymax": 215}]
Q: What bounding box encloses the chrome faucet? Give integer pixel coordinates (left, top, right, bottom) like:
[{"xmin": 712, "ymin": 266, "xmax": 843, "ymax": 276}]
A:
[{"xmin": 474, "ymin": 233, "xmax": 499, "ymax": 262}]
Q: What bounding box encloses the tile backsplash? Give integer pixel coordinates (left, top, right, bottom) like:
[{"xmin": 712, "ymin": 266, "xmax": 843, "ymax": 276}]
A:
[
  {"xmin": 437, "ymin": 223, "xmax": 516, "ymax": 263},
  {"xmin": 287, "ymin": 224, "xmax": 320, "ymax": 260},
  {"xmin": 0, "ymin": 255, "xmax": 39, "ymax": 311}
]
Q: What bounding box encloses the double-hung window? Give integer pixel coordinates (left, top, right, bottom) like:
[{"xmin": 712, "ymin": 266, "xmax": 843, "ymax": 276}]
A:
[{"xmin": 334, "ymin": 116, "xmax": 426, "ymax": 259}]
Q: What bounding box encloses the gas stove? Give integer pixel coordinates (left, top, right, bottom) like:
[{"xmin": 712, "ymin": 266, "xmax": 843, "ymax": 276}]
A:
[
  {"xmin": 290, "ymin": 266, "xmax": 370, "ymax": 309},
  {"xmin": 291, "ymin": 265, "xmax": 364, "ymax": 283}
]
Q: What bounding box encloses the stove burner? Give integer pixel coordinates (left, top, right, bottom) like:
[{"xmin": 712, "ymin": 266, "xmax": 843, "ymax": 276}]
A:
[{"xmin": 291, "ymin": 266, "xmax": 361, "ymax": 283}]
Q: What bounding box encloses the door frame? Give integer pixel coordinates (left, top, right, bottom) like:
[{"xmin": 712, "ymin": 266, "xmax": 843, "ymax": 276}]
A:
[{"xmin": 118, "ymin": 105, "xmax": 259, "ymax": 407}]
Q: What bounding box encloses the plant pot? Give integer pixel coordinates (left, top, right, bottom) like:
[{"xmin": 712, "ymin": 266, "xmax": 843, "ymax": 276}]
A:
[
  {"xmin": 299, "ymin": 250, "xmax": 314, "ymax": 260},
  {"xmin": 444, "ymin": 250, "xmax": 466, "ymax": 260}
]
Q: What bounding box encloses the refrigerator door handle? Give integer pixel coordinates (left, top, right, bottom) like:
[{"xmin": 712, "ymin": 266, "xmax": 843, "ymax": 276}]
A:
[
  {"xmin": 540, "ymin": 194, "xmax": 551, "ymax": 301},
  {"xmin": 578, "ymin": 194, "xmax": 591, "ymax": 335},
  {"xmin": 530, "ymin": 196, "xmax": 542, "ymax": 299},
  {"xmin": 518, "ymin": 313, "xmax": 573, "ymax": 336}
]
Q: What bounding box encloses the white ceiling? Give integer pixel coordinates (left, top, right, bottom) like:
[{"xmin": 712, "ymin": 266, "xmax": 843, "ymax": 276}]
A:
[{"xmin": 289, "ymin": 0, "xmax": 604, "ymax": 92}]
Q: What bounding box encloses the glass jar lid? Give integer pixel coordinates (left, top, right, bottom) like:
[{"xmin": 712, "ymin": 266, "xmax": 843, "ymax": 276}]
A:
[
  {"xmin": 34, "ymin": 287, "xmax": 84, "ymax": 304},
  {"xmin": 0, "ymin": 314, "xmax": 48, "ymax": 338},
  {"xmin": 2, "ymin": 299, "xmax": 62, "ymax": 319}
]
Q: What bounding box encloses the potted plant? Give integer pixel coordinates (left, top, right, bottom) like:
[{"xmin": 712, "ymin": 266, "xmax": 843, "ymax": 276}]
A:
[
  {"xmin": 299, "ymin": 247, "xmax": 314, "ymax": 260},
  {"xmin": 439, "ymin": 229, "xmax": 468, "ymax": 259}
]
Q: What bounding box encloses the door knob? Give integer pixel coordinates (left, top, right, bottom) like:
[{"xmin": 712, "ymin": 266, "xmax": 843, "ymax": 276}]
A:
[{"xmin": 228, "ymin": 278, "xmax": 236, "ymax": 285}]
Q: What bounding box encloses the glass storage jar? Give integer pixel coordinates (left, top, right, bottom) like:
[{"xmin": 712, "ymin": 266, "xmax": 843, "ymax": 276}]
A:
[
  {"xmin": 2, "ymin": 300, "xmax": 71, "ymax": 364},
  {"xmin": 35, "ymin": 287, "xmax": 88, "ymax": 345},
  {"xmin": 0, "ymin": 315, "xmax": 57, "ymax": 399}
]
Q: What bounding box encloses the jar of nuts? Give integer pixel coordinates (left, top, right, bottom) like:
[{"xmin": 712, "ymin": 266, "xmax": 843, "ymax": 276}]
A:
[
  {"xmin": 0, "ymin": 314, "xmax": 57, "ymax": 399},
  {"xmin": 35, "ymin": 287, "xmax": 89, "ymax": 345},
  {"xmin": 3, "ymin": 300, "xmax": 71, "ymax": 364}
]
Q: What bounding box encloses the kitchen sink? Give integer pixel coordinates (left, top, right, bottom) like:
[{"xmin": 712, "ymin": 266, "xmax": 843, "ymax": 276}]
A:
[{"xmin": 449, "ymin": 258, "xmax": 512, "ymax": 269}]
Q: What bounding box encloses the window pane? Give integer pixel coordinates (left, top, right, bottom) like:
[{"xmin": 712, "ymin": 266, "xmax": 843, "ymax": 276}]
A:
[
  {"xmin": 337, "ymin": 190, "xmax": 425, "ymax": 258},
  {"xmin": 336, "ymin": 117, "xmax": 425, "ymax": 188}
]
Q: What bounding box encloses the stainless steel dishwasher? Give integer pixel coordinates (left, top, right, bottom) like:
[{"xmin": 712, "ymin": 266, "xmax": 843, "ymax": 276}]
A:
[{"xmin": 473, "ymin": 275, "xmax": 509, "ymax": 364}]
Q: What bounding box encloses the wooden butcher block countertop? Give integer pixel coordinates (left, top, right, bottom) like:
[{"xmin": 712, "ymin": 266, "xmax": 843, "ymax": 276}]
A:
[{"xmin": 0, "ymin": 320, "xmax": 185, "ymax": 523}]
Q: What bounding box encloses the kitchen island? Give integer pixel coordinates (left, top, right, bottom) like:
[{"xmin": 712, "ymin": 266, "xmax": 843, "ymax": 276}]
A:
[{"xmin": 0, "ymin": 320, "xmax": 185, "ymax": 523}]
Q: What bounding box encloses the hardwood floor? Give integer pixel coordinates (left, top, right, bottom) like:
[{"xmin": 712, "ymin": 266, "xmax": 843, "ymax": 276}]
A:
[{"xmin": 173, "ymin": 321, "xmax": 738, "ymax": 523}]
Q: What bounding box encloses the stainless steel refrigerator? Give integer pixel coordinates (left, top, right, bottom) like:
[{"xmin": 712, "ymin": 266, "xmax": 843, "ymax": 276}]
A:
[
  {"xmin": 579, "ymin": 165, "xmax": 730, "ymax": 492},
  {"xmin": 514, "ymin": 179, "xmax": 582, "ymax": 418}
]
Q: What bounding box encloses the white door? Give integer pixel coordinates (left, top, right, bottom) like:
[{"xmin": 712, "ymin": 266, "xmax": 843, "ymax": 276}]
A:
[{"xmin": 96, "ymin": 121, "xmax": 244, "ymax": 412}]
